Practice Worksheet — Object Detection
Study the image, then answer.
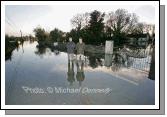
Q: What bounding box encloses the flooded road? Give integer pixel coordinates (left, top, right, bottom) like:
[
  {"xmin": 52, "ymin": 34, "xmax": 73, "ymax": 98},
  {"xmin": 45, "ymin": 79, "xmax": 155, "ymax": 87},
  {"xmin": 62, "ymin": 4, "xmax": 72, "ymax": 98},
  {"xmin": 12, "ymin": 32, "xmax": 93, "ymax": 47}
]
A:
[{"xmin": 5, "ymin": 41, "xmax": 155, "ymax": 105}]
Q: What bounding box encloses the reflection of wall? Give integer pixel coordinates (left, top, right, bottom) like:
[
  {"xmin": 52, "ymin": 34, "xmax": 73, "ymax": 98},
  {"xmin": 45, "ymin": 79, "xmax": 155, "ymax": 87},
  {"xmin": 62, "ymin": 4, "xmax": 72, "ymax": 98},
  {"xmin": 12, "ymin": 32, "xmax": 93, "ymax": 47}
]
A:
[{"xmin": 104, "ymin": 54, "xmax": 112, "ymax": 67}]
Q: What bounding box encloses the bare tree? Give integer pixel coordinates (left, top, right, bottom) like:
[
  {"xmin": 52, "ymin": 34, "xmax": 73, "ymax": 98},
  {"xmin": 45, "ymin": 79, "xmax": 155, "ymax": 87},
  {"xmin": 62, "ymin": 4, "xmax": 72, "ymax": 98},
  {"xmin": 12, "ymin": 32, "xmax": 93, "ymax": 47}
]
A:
[
  {"xmin": 106, "ymin": 9, "xmax": 138, "ymax": 34},
  {"xmin": 143, "ymin": 24, "xmax": 155, "ymax": 34},
  {"xmin": 71, "ymin": 13, "xmax": 90, "ymax": 31},
  {"xmin": 131, "ymin": 22, "xmax": 145, "ymax": 34},
  {"xmin": 83, "ymin": 12, "xmax": 90, "ymax": 28}
]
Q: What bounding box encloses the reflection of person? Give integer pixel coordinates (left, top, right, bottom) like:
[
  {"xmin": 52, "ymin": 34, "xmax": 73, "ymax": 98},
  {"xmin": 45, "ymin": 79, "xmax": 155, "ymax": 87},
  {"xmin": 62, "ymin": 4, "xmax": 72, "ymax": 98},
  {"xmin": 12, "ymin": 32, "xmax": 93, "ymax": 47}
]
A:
[
  {"xmin": 76, "ymin": 38, "xmax": 85, "ymax": 60},
  {"xmin": 67, "ymin": 60, "xmax": 75, "ymax": 86},
  {"xmin": 66, "ymin": 37, "xmax": 75, "ymax": 61},
  {"xmin": 76, "ymin": 60, "xmax": 85, "ymax": 86}
]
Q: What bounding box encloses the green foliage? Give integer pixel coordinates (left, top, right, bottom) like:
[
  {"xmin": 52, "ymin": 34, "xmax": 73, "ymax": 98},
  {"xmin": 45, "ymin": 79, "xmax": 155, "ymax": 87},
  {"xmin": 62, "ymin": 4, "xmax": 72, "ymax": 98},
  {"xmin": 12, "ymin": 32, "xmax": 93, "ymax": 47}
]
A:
[
  {"xmin": 33, "ymin": 27, "xmax": 49, "ymax": 42},
  {"xmin": 33, "ymin": 26, "xmax": 51, "ymax": 47},
  {"xmin": 5, "ymin": 35, "xmax": 19, "ymax": 60},
  {"xmin": 112, "ymin": 31, "xmax": 127, "ymax": 46},
  {"xmin": 87, "ymin": 10, "xmax": 105, "ymax": 45},
  {"xmin": 68, "ymin": 10, "xmax": 106, "ymax": 45},
  {"xmin": 49, "ymin": 28, "xmax": 63, "ymax": 42},
  {"xmin": 66, "ymin": 29, "xmax": 79, "ymax": 43},
  {"xmin": 32, "ymin": 9, "xmax": 151, "ymax": 47}
]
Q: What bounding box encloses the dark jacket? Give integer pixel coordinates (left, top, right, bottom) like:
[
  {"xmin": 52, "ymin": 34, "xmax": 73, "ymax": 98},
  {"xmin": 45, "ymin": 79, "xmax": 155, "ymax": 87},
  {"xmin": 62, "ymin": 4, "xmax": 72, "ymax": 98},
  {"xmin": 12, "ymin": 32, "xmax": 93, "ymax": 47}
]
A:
[
  {"xmin": 66, "ymin": 42, "xmax": 76, "ymax": 54},
  {"xmin": 76, "ymin": 42, "xmax": 85, "ymax": 54}
]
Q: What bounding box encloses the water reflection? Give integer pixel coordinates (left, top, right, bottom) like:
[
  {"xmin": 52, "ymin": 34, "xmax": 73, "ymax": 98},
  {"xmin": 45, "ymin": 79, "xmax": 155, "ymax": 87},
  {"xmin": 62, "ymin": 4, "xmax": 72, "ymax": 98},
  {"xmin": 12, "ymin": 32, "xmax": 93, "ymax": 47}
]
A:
[
  {"xmin": 67, "ymin": 53, "xmax": 85, "ymax": 86},
  {"xmin": 104, "ymin": 54, "xmax": 112, "ymax": 67},
  {"xmin": 7, "ymin": 40, "xmax": 153, "ymax": 73},
  {"xmin": 53, "ymin": 50, "xmax": 60, "ymax": 55},
  {"xmin": 67, "ymin": 58, "xmax": 75, "ymax": 86},
  {"xmin": 5, "ymin": 40, "xmax": 24, "ymax": 61},
  {"xmin": 76, "ymin": 59, "xmax": 85, "ymax": 86},
  {"xmin": 35, "ymin": 45, "xmax": 47, "ymax": 57},
  {"xmin": 85, "ymin": 52, "xmax": 104, "ymax": 69},
  {"xmin": 148, "ymin": 46, "xmax": 155, "ymax": 80},
  {"xmin": 6, "ymin": 41, "xmax": 154, "ymax": 78},
  {"xmin": 111, "ymin": 53, "xmax": 126, "ymax": 71},
  {"xmin": 5, "ymin": 41, "xmax": 155, "ymax": 105}
]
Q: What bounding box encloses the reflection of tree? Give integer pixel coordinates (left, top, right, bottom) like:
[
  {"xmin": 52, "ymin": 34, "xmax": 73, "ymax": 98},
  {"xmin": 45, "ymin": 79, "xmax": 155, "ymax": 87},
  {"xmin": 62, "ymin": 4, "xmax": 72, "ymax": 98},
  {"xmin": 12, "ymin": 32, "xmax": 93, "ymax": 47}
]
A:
[
  {"xmin": 88, "ymin": 56, "xmax": 98, "ymax": 68},
  {"xmin": 84, "ymin": 49, "xmax": 137, "ymax": 71},
  {"xmin": 34, "ymin": 45, "xmax": 47, "ymax": 57},
  {"xmin": 53, "ymin": 50, "xmax": 60, "ymax": 56},
  {"xmin": 50, "ymin": 47, "xmax": 60, "ymax": 56},
  {"xmin": 76, "ymin": 60, "xmax": 85, "ymax": 86},
  {"xmin": 67, "ymin": 60, "xmax": 75, "ymax": 86},
  {"xmin": 16, "ymin": 42, "xmax": 20, "ymax": 52},
  {"xmin": 5, "ymin": 38, "xmax": 19, "ymax": 61},
  {"xmin": 111, "ymin": 52, "xmax": 126, "ymax": 72},
  {"xmin": 20, "ymin": 40, "xmax": 24, "ymax": 53},
  {"xmin": 29, "ymin": 39, "xmax": 35, "ymax": 44},
  {"xmin": 126, "ymin": 56, "xmax": 134, "ymax": 68},
  {"xmin": 148, "ymin": 46, "xmax": 155, "ymax": 80},
  {"xmin": 5, "ymin": 48, "xmax": 14, "ymax": 61},
  {"xmin": 85, "ymin": 52, "xmax": 104, "ymax": 69}
]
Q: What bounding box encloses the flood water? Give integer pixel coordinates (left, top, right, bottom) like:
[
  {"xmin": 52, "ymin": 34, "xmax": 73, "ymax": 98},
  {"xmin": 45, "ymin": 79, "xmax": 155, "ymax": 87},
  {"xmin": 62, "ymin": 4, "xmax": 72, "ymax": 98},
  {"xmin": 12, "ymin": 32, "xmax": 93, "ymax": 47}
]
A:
[{"xmin": 5, "ymin": 41, "xmax": 155, "ymax": 105}]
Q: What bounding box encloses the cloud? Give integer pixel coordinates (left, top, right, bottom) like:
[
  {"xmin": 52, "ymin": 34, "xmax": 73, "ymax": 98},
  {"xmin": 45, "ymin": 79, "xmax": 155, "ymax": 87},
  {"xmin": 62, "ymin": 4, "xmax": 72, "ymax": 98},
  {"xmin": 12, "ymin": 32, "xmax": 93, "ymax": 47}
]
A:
[{"xmin": 5, "ymin": 5, "xmax": 155, "ymax": 36}]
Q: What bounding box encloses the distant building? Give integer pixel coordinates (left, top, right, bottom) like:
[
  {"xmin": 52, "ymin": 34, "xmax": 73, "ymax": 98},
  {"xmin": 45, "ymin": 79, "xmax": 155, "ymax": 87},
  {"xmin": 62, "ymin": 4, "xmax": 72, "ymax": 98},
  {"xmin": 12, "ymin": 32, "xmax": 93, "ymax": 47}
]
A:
[{"xmin": 126, "ymin": 33, "xmax": 150, "ymax": 47}]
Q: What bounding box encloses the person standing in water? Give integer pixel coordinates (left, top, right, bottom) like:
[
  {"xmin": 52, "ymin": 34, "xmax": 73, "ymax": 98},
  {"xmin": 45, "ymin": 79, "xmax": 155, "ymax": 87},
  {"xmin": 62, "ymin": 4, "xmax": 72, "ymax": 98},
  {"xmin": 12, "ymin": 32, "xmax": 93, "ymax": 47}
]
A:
[
  {"xmin": 66, "ymin": 37, "xmax": 76, "ymax": 61},
  {"xmin": 76, "ymin": 38, "xmax": 85, "ymax": 60}
]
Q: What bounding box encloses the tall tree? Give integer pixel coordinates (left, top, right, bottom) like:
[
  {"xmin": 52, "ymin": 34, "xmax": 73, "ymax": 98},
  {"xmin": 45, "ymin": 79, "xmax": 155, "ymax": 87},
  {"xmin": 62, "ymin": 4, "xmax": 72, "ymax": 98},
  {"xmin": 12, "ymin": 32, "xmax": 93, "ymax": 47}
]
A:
[
  {"xmin": 33, "ymin": 26, "xmax": 49, "ymax": 42},
  {"xmin": 70, "ymin": 13, "xmax": 90, "ymax": 42},
  {"xmin": 106, "ymin": 9, "xmax": 138, "ymax": 45},
  {"xmin": 88, "ymin": 10, "xmax": 105, "ymax": 44},
  {"xmin": 71, "ymin": 12, "xmax": 90, "ymax": 31},
  {"xmin": 49, "ymin": 28, "xmax": 63, "ymax": 42},
  {"xmin": 106, "ymin": 9, "xmax": 138, "ymax": 34},
  {"xmin": 132, "ymin": 23, "xmax": 145, "ymax": 34}
]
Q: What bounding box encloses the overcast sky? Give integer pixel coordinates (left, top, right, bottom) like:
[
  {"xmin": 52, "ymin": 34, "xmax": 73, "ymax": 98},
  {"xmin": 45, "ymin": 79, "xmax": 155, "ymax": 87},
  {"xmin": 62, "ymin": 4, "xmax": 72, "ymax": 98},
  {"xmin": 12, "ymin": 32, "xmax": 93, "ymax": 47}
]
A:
[{"xmin": 5, "ymin": 5, "xmax": 155, "ymax": 36}]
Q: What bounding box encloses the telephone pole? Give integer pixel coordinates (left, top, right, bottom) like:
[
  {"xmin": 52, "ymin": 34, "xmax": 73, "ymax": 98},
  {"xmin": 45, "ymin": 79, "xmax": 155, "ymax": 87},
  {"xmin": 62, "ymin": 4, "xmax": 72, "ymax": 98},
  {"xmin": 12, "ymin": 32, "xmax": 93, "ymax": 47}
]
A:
[{"xmin": 20, "ymin": 30, "xmax": 22, "ymax": 38}]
